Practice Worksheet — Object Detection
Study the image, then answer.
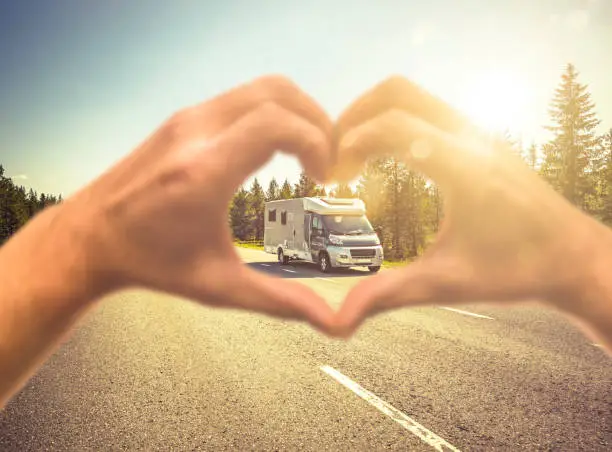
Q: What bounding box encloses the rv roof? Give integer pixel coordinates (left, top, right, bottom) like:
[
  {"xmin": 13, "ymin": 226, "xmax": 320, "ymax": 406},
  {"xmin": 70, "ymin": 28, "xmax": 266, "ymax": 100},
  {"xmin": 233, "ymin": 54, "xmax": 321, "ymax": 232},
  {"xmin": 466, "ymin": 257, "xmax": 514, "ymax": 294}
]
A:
[
  {"xmin": 264, "ymin": 197, "xmax": 367, "ymax": 214},
  {"xmin": 318, "ymin": 198, "xmax": 355, "ymax": 206},
  {"xmin": 303, "ymin": 197, "xmax": 366, "ymax": 215}
]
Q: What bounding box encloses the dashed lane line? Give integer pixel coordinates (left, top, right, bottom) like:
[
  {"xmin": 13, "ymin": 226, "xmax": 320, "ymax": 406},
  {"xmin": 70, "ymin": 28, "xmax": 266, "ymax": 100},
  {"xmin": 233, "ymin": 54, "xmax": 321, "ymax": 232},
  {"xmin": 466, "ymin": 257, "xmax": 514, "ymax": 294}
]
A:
[
  {"xmin": 440, "ymin": 307, "xmax": 494, "ymax": 320},
  {"xmin": 281, "ymin": 268, "xmax": 298, "ymax": 273},
  {"xmin": 321, "ymin": 365, "xmax": 461, "ymax": 452}
]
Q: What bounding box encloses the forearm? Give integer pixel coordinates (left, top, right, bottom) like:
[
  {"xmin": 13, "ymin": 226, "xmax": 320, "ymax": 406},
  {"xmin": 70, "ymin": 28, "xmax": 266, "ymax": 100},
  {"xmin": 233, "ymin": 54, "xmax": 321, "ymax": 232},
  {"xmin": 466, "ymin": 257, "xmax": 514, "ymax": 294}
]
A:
[
  {"xmin": 568, "ymin": 218, "xmax": 612, "ymax": 352},
  {"xmin": 0, "ymin": 204, "xmax": 108, "ymax": 407}
]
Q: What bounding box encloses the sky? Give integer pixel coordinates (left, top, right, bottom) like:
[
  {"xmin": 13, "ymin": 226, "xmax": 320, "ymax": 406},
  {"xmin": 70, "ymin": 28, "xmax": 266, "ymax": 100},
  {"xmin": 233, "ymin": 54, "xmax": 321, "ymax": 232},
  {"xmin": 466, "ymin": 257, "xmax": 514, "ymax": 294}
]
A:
[{"xmin": 1, "ymin": 0, "xmax": 611, "ymax": 197}]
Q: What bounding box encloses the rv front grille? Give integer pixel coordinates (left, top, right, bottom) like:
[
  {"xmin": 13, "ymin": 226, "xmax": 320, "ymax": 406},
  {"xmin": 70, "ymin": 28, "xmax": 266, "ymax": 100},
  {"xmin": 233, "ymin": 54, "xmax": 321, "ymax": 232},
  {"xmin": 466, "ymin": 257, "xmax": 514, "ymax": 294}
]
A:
[{"xmin": 350, "ymin": 248, "xmax": 376, "ymax": 258}]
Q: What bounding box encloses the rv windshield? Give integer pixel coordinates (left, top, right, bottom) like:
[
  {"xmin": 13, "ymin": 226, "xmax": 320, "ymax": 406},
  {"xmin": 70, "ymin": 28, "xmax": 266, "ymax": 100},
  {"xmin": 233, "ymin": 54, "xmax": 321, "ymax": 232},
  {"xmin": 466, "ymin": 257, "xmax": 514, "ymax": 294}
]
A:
[{"xmin": 321, "ymin": 215, "xmax": 374, "ymax": 235}]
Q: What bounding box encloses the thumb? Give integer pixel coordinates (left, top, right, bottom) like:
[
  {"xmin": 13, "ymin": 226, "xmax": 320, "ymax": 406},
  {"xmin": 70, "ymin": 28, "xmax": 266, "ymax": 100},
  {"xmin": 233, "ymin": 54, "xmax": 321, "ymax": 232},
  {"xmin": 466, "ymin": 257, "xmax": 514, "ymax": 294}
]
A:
[{"xmin": 335, "ymin": 255, "xmax": 467, "ymax": 335}]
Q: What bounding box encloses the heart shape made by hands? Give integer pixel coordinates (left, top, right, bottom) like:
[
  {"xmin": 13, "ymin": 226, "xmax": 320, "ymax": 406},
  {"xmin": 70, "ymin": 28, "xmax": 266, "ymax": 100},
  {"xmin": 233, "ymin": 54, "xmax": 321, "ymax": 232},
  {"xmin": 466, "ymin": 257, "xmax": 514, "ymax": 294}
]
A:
[{"xmin": 69, "ymin": 75, "xmax": 604, "ymax": 338}]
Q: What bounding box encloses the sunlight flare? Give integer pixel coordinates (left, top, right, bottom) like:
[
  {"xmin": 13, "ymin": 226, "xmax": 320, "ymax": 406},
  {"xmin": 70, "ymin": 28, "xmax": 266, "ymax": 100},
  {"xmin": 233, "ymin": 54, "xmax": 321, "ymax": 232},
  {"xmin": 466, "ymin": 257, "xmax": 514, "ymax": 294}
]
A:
[{"xmin": 456, "ymin": 69, "xmax": 533, "ymax": 134}]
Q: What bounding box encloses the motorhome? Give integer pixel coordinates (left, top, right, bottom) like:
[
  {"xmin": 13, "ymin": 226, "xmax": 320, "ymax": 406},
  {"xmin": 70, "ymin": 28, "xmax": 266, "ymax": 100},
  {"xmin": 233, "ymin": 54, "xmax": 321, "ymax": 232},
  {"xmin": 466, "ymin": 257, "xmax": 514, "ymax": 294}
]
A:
[{"xmin": 264, "ymin": 197, "xmax": 383, "ymax": 273}]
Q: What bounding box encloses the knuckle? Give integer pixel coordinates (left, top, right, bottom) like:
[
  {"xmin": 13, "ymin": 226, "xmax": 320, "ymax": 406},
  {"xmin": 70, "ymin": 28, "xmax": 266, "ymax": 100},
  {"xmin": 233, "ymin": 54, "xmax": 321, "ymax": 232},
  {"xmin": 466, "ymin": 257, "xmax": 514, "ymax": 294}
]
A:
[
  {"xmin": 163, "ymin": 108, "xmax": 195, "ymax": 137},
  {"xmin": 252, "ymin": 74, "xmax": 298, "ymax": 101},
  {"xmin": 375, "ymin": 75, "xmax": 413, "ymax": 107},
  {"xmin": 379, "ymin": 74, "xmax": 409, "ymax": 93},
  {"xmin": 167, "ymin": 107, "xmax": 190, "ymax": 125},
  {"xmin": 256, "ymin": 73, "xmax": 296, "ymax": 90},
  {"xmin": 254, "ymin": 101, "xmax": 286, "ymax": 130}
]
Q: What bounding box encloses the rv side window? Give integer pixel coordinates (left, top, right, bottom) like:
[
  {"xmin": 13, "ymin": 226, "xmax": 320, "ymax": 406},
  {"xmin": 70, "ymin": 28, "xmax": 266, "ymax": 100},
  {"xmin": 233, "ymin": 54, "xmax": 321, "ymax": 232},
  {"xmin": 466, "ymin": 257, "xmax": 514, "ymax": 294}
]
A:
[
  {"xmin": 312, "ymin": 216, "xmax": 319, "ymax": 230},
  {"xmin": 281, "ymin": 211, "xmax": 287, "ymax": 225},
  {"xmin": 312, "ymin": 216, "xmax": 322, "ymax": 235},
  {"xmin": 268, "ymin": 209, "xmax": 276, "ymax": 222}
]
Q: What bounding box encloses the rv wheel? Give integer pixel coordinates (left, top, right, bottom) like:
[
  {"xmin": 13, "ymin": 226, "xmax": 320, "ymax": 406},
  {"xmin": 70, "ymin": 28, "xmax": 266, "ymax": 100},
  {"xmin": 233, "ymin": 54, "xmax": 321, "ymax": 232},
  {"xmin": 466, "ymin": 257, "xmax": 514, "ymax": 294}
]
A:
[
  {"xmin": 368, "ymin": 266, "xmax": 381, "ymax": 273},
  {"xmin": 278, "ymin": 248, "xmax": 289, "ymax": 265},
  {"xmin": 318, "ymin": 252, "xmax": 332, "ymax": 273}
]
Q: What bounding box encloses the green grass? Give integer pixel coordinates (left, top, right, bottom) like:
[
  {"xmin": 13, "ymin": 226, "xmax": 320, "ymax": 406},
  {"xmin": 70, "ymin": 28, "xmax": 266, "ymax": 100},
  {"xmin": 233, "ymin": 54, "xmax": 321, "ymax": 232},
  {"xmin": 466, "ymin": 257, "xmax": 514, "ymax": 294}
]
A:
[
  {"xmin": 382, "ymin": 259, "xmax": 411, "ymax": 269},
  {"xmin": 234, "ymin": 241, "xmax": 264, "ymax": 251}
]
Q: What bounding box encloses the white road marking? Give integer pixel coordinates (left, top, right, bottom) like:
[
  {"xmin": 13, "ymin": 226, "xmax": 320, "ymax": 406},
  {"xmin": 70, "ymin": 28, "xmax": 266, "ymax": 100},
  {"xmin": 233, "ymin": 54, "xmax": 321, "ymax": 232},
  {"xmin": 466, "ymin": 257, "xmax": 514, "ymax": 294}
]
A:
[
  {"xmin": 260, "ymin": 264, "xmax": 271, "ymax": 267},
  {"xmin": 315, "ymin": 277, "xmax": 337, "ymax": 283},
  {"xmin": 440, "ymin": 307, "xmax": 494, "ymax": 320},
  {"xmin": 282, "ymin": 269, "xmax": 297, "ymax": 273},
  {"xmin": 321, "ymin": 366, "xmax": 461, "ymax": 452}
]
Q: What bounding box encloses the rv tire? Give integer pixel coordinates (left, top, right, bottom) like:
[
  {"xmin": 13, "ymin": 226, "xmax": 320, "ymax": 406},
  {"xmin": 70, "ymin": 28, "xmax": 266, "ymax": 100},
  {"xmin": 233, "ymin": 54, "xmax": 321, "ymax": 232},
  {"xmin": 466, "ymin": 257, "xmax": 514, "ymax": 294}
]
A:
[
  {"xmin": 318, "ymin": 252, "xmax": 332, "ymax": 273},
  {"xmin": 278, "ymin": 248, "xmax": 289, "ymax": 265}
]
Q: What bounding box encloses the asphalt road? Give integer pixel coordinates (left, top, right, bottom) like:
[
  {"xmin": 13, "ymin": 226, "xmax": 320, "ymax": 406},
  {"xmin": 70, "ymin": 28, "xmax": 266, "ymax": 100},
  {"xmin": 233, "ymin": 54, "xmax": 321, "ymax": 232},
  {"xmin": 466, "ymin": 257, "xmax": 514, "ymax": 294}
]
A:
[{"xmin": 1, "ymin": 247, "xmax": 611, "ymax": 451}]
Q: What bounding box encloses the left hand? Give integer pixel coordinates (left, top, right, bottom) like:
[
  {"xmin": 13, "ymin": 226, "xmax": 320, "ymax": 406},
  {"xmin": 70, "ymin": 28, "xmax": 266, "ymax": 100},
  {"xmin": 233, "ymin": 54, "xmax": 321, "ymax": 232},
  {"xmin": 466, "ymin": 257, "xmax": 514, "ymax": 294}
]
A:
[{"xmin": 61, "ymin": 75, "xmax": 339, "ymax": 334}]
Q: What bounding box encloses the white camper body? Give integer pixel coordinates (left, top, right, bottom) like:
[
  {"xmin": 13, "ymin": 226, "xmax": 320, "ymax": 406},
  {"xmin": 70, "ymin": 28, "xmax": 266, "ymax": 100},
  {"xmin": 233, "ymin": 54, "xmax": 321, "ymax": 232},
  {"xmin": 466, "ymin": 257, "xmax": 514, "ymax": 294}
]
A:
[{"xmin": 264, "ymin": 197, "xmax": 384, "ymax": 272}]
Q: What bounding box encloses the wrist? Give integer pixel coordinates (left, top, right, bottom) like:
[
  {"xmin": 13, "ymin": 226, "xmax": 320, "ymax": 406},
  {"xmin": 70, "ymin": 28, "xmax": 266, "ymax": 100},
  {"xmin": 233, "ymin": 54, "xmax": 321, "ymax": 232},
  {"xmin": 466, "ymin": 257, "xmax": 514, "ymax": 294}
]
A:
[
  {"xmin": 22, "ymin": 202, "xmax": 118, "ymax": 310},
  {"xmin": 568, "ymin": 218, "xmax": 612, "ymax": 334}
]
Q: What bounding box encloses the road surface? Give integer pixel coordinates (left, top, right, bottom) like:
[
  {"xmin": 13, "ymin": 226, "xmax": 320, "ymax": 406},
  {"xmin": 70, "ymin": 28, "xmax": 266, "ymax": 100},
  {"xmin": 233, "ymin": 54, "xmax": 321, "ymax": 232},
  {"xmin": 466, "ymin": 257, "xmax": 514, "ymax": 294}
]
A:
[{"xmin": 1, "ymin": 247, "xmax": 611, "ymax": 451}]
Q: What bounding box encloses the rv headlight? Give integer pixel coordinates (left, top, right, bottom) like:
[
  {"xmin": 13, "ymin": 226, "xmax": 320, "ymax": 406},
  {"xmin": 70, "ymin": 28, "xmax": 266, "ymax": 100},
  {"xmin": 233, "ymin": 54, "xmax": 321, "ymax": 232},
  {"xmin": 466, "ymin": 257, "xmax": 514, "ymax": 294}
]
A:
[{"xmin": 328, "ymin": 235, "xmax": 344, "ymax": 246}]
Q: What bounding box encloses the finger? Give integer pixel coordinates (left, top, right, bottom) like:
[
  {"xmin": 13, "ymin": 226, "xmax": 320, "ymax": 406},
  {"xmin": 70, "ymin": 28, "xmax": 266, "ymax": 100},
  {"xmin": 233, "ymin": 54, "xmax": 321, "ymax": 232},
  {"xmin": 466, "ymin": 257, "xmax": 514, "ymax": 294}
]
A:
[
  {"xmin": 116, "ymin": 75, "xmax": 333, "ymax": 186},
  {"xmin": 188, "ymin": 75, "xmax": 333, "ymax": 153},
  {"xmin": 206, "ymin": 264, "xmax": 338, "ymax": 335},
  {"xmin": 204, "ymin": 101, "xmax": 332, "ymax": 189},
  {"xmin": 335, "ymin": 256, "xmax": 470, "ymax": 335},
  {"xmin": 334, "ymin": 108, "xmax": 477, "ymax": 186},
  {"xmin": 336, "ymin": 75, "xmax": 473, "ymax": 138}
]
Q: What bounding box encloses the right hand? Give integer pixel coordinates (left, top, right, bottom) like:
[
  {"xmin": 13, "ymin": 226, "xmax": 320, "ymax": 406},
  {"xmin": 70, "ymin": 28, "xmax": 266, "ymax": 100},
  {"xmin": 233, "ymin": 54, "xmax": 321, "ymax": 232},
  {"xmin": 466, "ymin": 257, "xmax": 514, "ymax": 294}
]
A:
[{"xmin": 331, "ymin": 76, "xmax": 612, "ymax": 348}]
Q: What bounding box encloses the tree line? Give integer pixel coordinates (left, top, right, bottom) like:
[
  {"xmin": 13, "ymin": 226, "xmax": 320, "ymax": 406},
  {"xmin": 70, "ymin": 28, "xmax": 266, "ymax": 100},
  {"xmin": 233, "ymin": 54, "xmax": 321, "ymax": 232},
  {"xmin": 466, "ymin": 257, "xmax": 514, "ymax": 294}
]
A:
[
  {"xmin": 0, "ymin": 165, "xmax": 62, "ymax": 244},
  {"xmin": 230, "ymin": 63, "xmax": 612, "ymax": 260}
]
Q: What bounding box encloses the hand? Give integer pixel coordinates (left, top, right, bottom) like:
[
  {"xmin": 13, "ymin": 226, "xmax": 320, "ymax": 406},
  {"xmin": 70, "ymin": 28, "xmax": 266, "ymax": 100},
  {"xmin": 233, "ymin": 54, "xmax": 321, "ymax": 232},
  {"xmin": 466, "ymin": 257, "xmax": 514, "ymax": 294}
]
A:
[
  {"xmin": 62, "ymin": 75, "xmax": 338, "ymax": 333},
  {"xmin": 332, "ymin": 76, "xmax": 612, "ymax": 342}
]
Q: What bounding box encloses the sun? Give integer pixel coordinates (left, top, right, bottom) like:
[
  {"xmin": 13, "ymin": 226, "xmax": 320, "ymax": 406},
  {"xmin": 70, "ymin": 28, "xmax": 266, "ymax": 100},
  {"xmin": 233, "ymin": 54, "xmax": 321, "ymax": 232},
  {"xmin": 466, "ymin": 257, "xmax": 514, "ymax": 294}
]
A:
[{"xmin": 456, "ymin": 69, "xmax": 532, "ymax": 134}]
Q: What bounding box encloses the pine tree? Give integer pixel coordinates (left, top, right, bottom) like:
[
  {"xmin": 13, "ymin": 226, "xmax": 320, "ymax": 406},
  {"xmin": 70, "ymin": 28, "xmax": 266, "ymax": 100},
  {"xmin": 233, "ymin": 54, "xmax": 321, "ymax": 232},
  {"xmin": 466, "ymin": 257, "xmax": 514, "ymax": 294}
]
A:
[
  {"xmin": 26, "ymin": 189, "xmax": 38, "ymax": 217},
  {"xmin": 266, "ymin": 177, "xmax": 280, "ymax": 201},
  {"xmin": 333, "ymin": 182, "xmax": 354, "ymax": 198},
  {"xmin": 381, "ymin": 157, "xmax": 409, "ymax": 259},
  {"xmin": 293, "ymin": 171, "xmax": 317, "ymax": 198},
  {"xmin": 279, "ymin": 178, "xmax": 293, "ymax": 199},
  {"xmin": 357, "ymin": 158, "xmax": 386, "ymax": 233},
  {"xmin": 314, "ymin": 185, "xmax": 327, "ymax": 197},
  {"xmin": 249, "ymin": 178, "xmax": 266, "ymax": 241},
  {"xmin": 0, "ymin": 167, "xmax": 26, "ymax": 243},
  {"xmin": 0, "ymin": 164, "xmax": 62, "ymax": 243},
  {"xmin": 540, "ymin": 64, "xmax": 601, "ymax": 210},
  {"xmin": 0, "ymin": 165, "xmax": 11, "ymax": 242},
  {"xmin": 39, "ymin": 193, "xmax": 47, "ymax": 211},
  {"xmin": 425, "ymin": 182, "xmax": 443, "ymax": 233},
  {"xmin": 229, "ymin": 187, "xmax": 253, "ymax": 240},
  {"xmin": 402, "ymin": 171, "xmax": 428, "ymax": 257}
]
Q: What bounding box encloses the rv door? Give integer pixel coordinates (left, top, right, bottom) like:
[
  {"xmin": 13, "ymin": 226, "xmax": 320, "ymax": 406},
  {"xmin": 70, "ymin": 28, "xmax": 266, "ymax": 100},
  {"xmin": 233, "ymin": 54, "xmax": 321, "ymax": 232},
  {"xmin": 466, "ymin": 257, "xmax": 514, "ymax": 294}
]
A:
[
  {"xmin": 287, "ymin": 211, "xmax": 295, "ymax": 250},
  {"xmin": 303, "ymin": 213, "xmax": 312, "ymax": 254}
]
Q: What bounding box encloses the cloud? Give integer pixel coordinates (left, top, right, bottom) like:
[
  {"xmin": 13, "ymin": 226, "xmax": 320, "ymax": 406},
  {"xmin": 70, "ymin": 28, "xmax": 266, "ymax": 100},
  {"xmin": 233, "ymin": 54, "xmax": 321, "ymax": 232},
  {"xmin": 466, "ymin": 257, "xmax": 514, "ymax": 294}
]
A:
[{"xmin": 10, "ymin": 174, "xmax": 28, "ymax": 181}]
